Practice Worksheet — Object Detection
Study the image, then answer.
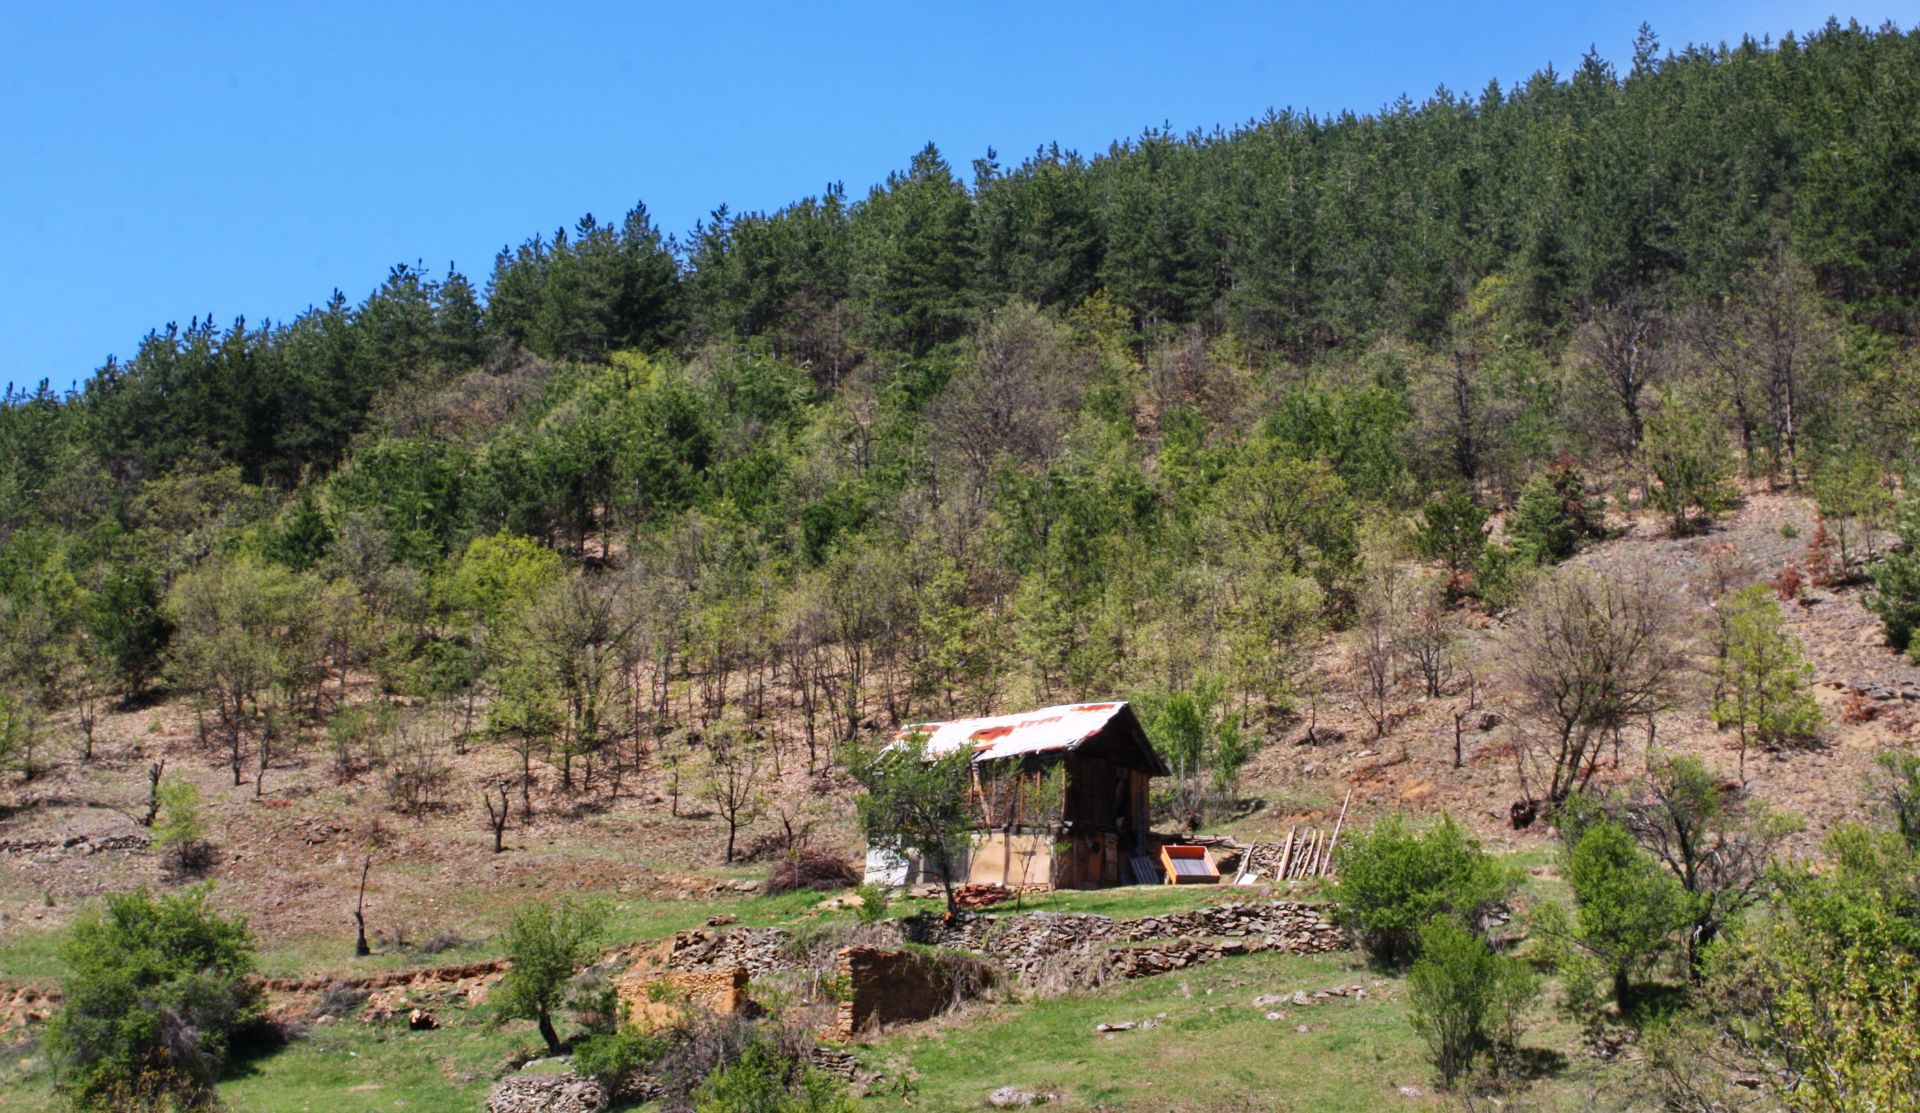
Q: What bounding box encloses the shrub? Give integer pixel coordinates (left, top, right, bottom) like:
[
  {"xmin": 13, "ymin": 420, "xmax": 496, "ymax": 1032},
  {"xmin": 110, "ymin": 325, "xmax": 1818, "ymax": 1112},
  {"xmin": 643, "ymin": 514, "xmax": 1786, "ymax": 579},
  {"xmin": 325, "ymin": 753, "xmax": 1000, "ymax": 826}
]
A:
[
  {"xmin": 1507, "ymin": 474, "xmax": 1576, "ymax": 565},
  {"xmin": 691, "ymin": 1031, "xmax": 857, "ymax": 1113},
  {"xmin": 1507, "ymin": 460, "xmax": 1603, "ymax": 565},
  {"xmin": 1869, "ymin": 750, "xmax": 1920, "ymax": 851},
  {"xmin": 1865, "ymin": 497, "xmax": 1920, "ymax": 655},
  {"xmin": 324, "ymin": 701, "xmax": 397, "ymax": 782},
  {"xmin": 1470, "ymin": 542, "xmax": 1532, "ymax": 611},
  {"xmin": 152, "ymin": 777, "xmax": 216, "ymax": 878},
  {"xmin": 567, "ymin": 969, "xmax": 622, "ymax": 1036},
  {"xmin": 1713, "ymin": 584, "xmax": 1822, "ymax": 779},
  {"xmin": 853, "ymin": 882, "xmax": 891, "ymax": 923},
  {"xmin": 1644, "ymin": 398, "xmax": 1738, "ymax": 536},
  {"xmin": 1329, "ymin": 814, "xmax": 1514, "ymax": 965},
  {"xmin": 763, "ymin": 850, "xmax": 861, "ymax": 895},
  {"xmin": 571, "ymin": 1024, "xmax": 664, "ymax": 1090},
  {"xmin": 1564, "ymin": 819, "xmax": 1689, "ymax": 1008},
  {"xmin": 1413, "ymin": 491, "xmax": 1490, "ymax": 577},
  {"xmin": 492, "ymin": 897, "xmax": 607, "ymax": 1054},
  {"xmin": 44, "ymin": 886, "xmax": 263, "ymax": 1111},
  {"xmin": 1406, "ymin": 917, "xmax": 1536, "ymax": 1089},
  {"xmin": 383, "ymin": 726, "xmax": 454, "ymax": 813}
]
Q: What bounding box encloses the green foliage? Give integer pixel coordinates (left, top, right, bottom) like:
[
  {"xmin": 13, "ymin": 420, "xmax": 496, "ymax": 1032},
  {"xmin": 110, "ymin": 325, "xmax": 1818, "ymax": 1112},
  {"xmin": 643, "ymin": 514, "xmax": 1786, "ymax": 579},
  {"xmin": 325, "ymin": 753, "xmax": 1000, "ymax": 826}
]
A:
[
  {"xmin": 1469, "ymin": 541, "xmax": 1532, "ymax": 611},
  {"xmin": 80, "ymin": 562, "xmax": 172, "ymax": 697},
  {"xmin": 853, "ymin": 882, "xmax": 892, "ymax": 924},
  {"xmin": 848, "ymin": 732, "xmax": 975, "ymax": 915},
  {"xmin": 1146, "ymin": 679, "xmax": 1259, "ymax": 822},
  {"xmin": 44, "ymin": 886, "xmax": 261, "ymax": 1111},
  {"xmin": 1713, "ymin": 585, "xmax": 1822, "ymax": 767},
  {"xmin": 1263, "ymin": 382, "xmax": 1414, "ymax": 505},
  {"xmin": 691, "ymin": 1034, "xmax": 858, "ymax": 1113},
  {"xmin": 570, "ymin": 1025, "xmax": 665, "ymax": 1089},
  {"xmin": 1329, "ymin": 814, "xmax": 1515, "ymax": 966},
  {"xmin": 1405, "ymin": 917, "xmax": 1536, "ymax": 1090},
  {"xmin": 1703, "ymin": 824, "xmax": 1920, "ymax": 1112},
  {"xmin": 435, "ymin": 532, "xmax": 565, "ymax": 636},
  {"xmin": 1644, "ymin": 398, "xmax": 1738, "ymax": 536},
  {"xmin": 1865, "ymin": 496, "xmax": 1920, "ymax": 655},
  {"xmin": 1564, "ymin": 819, "xmax": 1688, "ymax": 1007},
  {"xmin": 1810, "ymin": 447, "xmax": 1896, "ymax": 568},
  {"xmin": 1869, "ymin": 749, "xmax": 1920, "ymax": 852},
  {"xmin": 487, "ymin": 207, "xmax": 683, "ymax": 363},
  {"xmin": 1633, "ymin": 753, "xmax": 1793, "ymax": 974},
  {"xmin": 1506, "ymin": 461, "xmax": 1604, "ymax": 564},
  {"xmin": 1412, "ymin": 491, "xmax": 1489, "ymax": 576},
  {"xmin": 0, "ymin": 693, "xmax": 36, "ymax": 778},
  {"xmin": 151, "ymin": 778, "xmax": 210, "ymax": 874},
  {"xmin": 492, "ymin": 898, "xmax": 608, "ymax": 1054}
]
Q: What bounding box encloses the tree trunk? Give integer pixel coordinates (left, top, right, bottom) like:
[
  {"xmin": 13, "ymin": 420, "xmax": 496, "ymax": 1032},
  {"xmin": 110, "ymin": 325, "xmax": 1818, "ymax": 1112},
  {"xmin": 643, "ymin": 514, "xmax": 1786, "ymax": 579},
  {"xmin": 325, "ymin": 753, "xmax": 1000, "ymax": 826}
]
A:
[
  {"xmin": 537, "ymin": 1012, "xmax": 561, "ymax": 1055},
  {"xmin": 354, "ymin": 856, "xmax": 373, "ymax": 957}
]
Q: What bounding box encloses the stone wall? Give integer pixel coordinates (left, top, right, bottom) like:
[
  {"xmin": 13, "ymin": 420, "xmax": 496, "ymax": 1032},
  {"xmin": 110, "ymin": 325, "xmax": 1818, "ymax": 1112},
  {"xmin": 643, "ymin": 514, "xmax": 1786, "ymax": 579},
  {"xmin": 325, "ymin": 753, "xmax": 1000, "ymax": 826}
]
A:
[
  {"xmin": 614, "ymin": 966, "xmax": 749, "ymax": 1031},
  {"xmin": 657, "ymin": 901, "xmax": 1347, "ymax": 1003},
  {"xmin": 834, "ymin": 946, "xmax": 985, "ymax": 1039},
  {"xmin": 900, "ymin": 901, "xmax": 1345, "ymax": 980},
  {"xmin": 659, "ymin": 926, "xmax": 793, "ymax": 976}
]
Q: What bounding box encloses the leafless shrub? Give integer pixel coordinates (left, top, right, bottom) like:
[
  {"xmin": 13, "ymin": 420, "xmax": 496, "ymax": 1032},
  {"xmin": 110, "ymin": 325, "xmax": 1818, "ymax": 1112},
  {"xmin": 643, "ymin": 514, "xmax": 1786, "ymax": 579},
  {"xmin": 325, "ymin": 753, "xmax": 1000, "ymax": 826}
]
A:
[
  {"xmin": 763, "ymin": 851, "xmax": 861, "ymax": 895},
  {"xmin": 1023, "ymin": 948, "xmax": 1117, "ymax": 1000},
  {"xmin": 406, "ymin": 929, "xmax": 469, "ymax": 957},
  {"xmin": 1398, "ymin": 575, "xmax": 1456, "ymax": 699},
  {"xmin": 310, "ymin": 982, "xmax": 370, "ymax": 1021},
  {"xmin": 384, "ymin": 725, "xmax": 453, "ymax": 813},
  {"xmin": 1498, "ymin": 570, "xmax": 1686, "ymax": 807}
]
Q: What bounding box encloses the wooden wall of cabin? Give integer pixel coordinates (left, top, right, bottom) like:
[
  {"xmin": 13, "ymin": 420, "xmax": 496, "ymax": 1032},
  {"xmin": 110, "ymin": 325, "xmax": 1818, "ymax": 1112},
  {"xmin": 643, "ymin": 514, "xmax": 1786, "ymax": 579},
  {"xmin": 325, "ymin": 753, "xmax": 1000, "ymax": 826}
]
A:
[{"xmin": 1064, "ymin": 758, "xmax": 1151, "ymax": 839}]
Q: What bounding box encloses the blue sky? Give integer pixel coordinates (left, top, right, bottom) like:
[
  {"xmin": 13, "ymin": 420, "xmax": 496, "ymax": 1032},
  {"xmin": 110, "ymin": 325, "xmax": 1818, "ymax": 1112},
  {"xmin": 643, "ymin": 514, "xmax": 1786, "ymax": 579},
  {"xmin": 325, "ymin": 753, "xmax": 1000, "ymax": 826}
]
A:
[{"xmin": 4, "ymin": 2, "xmax": 1913, "ymax": 394}]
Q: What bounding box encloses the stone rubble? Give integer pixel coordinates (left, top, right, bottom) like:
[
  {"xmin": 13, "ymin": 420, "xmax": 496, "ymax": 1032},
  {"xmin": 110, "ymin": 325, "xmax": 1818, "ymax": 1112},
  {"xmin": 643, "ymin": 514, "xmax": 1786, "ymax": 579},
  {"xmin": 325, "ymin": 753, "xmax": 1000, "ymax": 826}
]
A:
[
  {"xmin": 659, "ymin": 900, "xmax": 1345, "ymax": 988},
  {"xmin": 485, "ymin": 1073, "xmax": 608, "ymax": 1113},
  {"xmin": 903, "ymin": 901, "xmax": 1347, "ymax": 981},
  {"xmin": 0, "ymin": 833, "xmax": 149, "ymax": 856}
]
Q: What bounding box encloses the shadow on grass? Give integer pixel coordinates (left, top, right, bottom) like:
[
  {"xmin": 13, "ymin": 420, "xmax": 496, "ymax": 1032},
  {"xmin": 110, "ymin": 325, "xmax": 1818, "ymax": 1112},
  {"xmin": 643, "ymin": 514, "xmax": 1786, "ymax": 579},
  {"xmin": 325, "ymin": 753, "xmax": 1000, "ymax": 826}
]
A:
[
  {"xmin": 1503, "ymin": 1044, "xmax": 1571, "ymax": 1083},
  {"xmin": 1620, "ymin": 982, "xmax": 1693, "ymax": 1028},
  {"xmin": 220, "ymin": 1017, "xmax": 293, "ymax": 1084}
]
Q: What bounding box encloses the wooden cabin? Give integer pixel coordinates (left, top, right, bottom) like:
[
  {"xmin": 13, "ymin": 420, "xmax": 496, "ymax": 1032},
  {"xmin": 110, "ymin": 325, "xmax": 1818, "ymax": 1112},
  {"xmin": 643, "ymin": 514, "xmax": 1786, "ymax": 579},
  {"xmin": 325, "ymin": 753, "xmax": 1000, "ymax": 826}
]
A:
[{"xmin": 862, "ymin": 701, "xmax": 1169, "ymax": 889}]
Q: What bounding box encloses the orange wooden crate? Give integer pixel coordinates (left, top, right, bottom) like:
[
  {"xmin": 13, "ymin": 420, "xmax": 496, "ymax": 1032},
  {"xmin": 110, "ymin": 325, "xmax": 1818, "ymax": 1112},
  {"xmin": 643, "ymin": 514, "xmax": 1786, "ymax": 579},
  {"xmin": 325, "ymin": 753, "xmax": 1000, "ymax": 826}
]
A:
[{"xmin": 1159, "ymin": 844, "xmax": 1220, "ymax": 885}]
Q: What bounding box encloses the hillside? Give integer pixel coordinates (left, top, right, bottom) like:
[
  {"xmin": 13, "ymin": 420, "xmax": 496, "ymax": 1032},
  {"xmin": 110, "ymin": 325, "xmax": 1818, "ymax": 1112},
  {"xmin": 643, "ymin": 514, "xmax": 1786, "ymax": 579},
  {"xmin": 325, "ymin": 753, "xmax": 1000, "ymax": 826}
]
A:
[{"xmin": 3, "ymin": 17, "xmax": 1920, "ymax": 1113}]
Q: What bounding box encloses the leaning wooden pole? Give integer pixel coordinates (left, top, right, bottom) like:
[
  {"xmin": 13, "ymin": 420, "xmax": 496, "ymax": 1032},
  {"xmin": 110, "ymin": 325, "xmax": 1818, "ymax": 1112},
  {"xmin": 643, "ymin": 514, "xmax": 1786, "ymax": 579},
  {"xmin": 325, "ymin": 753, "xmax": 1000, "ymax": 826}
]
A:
[
  {"xmin": 1276, "ymin": 826, "xmax": 1297, "ymax": 882},
  {"xmin": 1323, "ymin": 789, "xmax": 1354, "ymax": 877}
]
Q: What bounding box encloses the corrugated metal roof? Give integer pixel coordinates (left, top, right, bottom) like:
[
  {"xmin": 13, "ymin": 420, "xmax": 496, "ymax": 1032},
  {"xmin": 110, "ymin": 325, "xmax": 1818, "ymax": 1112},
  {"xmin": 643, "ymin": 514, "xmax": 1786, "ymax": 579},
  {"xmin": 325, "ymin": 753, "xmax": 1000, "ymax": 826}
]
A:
[{"xmin": 892, "ymin": 701, "xmax": 1132, "ymax": 764}]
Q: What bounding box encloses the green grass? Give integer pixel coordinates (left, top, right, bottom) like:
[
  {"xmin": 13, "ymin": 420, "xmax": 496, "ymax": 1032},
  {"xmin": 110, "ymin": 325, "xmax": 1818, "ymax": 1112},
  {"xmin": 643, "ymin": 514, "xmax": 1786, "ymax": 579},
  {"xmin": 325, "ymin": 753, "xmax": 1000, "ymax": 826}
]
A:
[
  {"xmin": 0, "ymin": 858, "xmax": 1590, "ymax": 1111},
  {"xmin": 0, "ymin": 995, "xmax": 545, "ymax": 1113},
  {"xmin": 0, "ymin": 924, "xmax": 66, "ymax": 985},
  {"xmin": 851, "ymin": 951, "xmax": 1430, "ymax": 1112},
  {"xmin": 216, "ymin": 1012, "xmax": 539, "ymax": 1113},
  {"xmin": 851, "ymin": 949, "xmax": 1617, "ymax": 1112}
]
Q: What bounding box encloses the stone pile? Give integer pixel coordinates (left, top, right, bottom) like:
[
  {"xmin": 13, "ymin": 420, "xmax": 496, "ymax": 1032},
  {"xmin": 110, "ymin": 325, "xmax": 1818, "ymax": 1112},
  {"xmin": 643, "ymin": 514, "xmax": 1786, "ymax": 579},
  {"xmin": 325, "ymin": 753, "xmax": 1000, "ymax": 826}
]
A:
[
  {"xmin": 903, "ymin": 901, "xmax": 1345, "ymax": 981},
  {"xmin": 807, "ymin": 1045, "xmax": 861, "ymax": 1080},
  {"xmin": 0, "ymin": 833, "xmax": 149, "ymax": 856},
  {"xmin": 659, "ymin": 926, "xmax": 794, "ymax": 976},
  {"xmin": 485, "ymin": 1073, "xmax": 608, "ymax": 1113}
]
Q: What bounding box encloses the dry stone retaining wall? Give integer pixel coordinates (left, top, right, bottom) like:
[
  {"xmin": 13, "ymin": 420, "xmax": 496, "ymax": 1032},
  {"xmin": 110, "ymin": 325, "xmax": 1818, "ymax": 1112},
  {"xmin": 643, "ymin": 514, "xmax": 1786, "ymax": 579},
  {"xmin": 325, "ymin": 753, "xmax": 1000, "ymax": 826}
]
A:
[
  {"xmin": 834, "ymin": 945, "xmax": 979, "ymax": 1038},
  {"xmin": 613, "ymin": 966, "xmax": 749, "ymax": 1031},
  {"xmin": 658, "ymin": 901, "xmax": 1345, "ymax": 988},
  {"xmin": 900, "ymin": 900, "xmax": 1344, "ymax": 980}
]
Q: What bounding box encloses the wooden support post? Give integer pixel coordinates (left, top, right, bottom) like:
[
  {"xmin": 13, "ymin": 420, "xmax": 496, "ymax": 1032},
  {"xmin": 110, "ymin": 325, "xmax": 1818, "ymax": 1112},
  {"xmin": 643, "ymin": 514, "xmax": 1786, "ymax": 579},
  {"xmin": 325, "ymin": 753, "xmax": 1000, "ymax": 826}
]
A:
[
  {"xmin": 1324, "ymin": 789, "xmax": 1353, "ymax": 877},
  {"xmin": 1277, "ymin": 826, "xmax": 1297, "ymax": 881}
]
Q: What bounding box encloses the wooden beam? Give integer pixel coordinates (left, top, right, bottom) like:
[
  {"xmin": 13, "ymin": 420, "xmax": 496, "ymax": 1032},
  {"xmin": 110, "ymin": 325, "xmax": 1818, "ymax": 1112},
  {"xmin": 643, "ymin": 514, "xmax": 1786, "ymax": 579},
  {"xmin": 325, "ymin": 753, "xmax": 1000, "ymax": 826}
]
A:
[{"xmin": 1323, "ymin": 789, "xmax": 1354, "ymax": 877}]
